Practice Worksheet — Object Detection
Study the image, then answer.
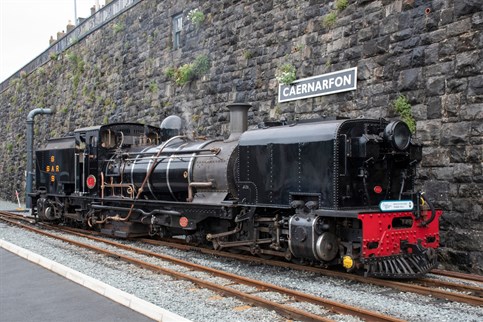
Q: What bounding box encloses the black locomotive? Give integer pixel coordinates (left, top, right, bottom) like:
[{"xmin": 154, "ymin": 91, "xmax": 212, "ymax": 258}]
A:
[{"xmin": 31, "ymin": 103, "xmax": 441, "ymax": 278}]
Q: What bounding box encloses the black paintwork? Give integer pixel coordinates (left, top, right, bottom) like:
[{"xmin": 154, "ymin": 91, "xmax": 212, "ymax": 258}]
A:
[
  {"xmin": 35, "ymin": 137, "xmax": 76, "ymax": 195},
  {"xmin": 31, "ymin": 117, "xmax": 429, "ymax": 278},
  {"xmin": 237, "ymin": 118, "xmax": 421, "ymax": 210}
]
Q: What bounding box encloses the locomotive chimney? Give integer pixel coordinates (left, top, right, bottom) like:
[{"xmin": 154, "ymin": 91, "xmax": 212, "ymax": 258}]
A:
[{"xmin": 226, "ymin": 103, "xmax": 251, "ymax": 141}]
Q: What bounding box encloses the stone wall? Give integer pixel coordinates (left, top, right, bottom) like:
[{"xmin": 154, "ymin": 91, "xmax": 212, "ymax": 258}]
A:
[{"xmin": 0, "ymin": 0, "xmax": 482, "ymax": 273}]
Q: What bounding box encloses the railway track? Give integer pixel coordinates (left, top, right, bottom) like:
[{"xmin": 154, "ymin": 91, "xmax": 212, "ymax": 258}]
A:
[
  {"xmin": 430, "ymin": 268, "xmax": 483, "ymax": 283},
  {"xmin": 0, "ymin": 211, "xmax": 404, "ymax": 322},
  {"xmin": 1, "ymin": 210, "xmax": 482, "ymax": 311},
  {"xmin": 40, "ymin": 222, "xmax": 483, "ymax": 297},
  {"xmin": 134, "ymin": 236, "xmax": 483, "ymax": 306}
]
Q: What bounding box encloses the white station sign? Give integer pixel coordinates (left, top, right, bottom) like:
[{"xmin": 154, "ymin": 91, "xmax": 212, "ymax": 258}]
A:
[{"xmin": 278, "ymin": 67, "xmax": 357, "ymax": 103}]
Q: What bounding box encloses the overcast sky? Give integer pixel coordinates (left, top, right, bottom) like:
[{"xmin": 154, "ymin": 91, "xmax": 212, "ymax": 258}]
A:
[{"xmin": 0, "ymin": 0, "xmax": 102, "ymax": 82}]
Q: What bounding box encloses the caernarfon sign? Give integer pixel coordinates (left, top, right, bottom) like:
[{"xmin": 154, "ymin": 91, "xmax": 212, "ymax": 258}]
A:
[{"xmin": 278, "ymin": 67, "xmax": 357, "ymax": 103}]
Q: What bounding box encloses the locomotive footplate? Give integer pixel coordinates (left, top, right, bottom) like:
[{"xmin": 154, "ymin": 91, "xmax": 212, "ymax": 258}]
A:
[{"xmin": 363, "ymin": 243, "xmax": 437, "ymax": 279}]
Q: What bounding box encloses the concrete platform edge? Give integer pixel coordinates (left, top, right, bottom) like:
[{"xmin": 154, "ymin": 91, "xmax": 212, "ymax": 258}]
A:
[{"xmin": 0, "ymin": 239, "xmax": 192, "ymax": 322}]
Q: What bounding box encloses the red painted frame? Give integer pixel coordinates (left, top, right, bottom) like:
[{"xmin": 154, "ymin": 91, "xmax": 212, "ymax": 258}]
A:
[{"xmin": 358, "ymin": 210, "xmax": 442, "ymax": 258}]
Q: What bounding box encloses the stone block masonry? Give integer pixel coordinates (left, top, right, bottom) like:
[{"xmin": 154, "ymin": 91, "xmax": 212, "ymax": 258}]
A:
[{"xmin": 0, "ymin": 0, "xmax": 482, "ymax": 273}]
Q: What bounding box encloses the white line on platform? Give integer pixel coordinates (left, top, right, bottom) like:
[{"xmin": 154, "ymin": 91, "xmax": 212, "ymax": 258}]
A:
[{"xmin": 0, "ymin": 239, "xmax": 192, "ymax": 322}]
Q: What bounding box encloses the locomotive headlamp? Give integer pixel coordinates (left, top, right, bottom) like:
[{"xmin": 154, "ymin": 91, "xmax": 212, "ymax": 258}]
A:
[{"xmin": 384, "ymin": 121, "xmax": 411, "ymax": 151}]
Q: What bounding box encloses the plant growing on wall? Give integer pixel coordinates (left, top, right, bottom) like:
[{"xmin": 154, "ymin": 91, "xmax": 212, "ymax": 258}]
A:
[
  {"xmin": 323, "ymin": 11, "xmax": 337, "ymax": 28},
  {"xmin": 393, "ymin": 95, "xmax": 416, "ymax": 133},
  {"xmin": 113, "ymin": 22, "xmax": 124, "ymax": 33},
  {"xmin": 276, "ymin": 63, "xmax": 296, "ymax": 85},
  {"xmin": 323, "ymin": 0, "xmax": 349, "ymax": 28},
  {"xmin": 243, "ymin": 50, "xmax": 253, "ymax": 60},
  {"xmin": 335, "ymin": 0, "xmax": 348, "ymax": 11},
  {"xmin": 187, "ymin": 8, "xmax": 205, "ymax": 28},
  {"xmin": 167, "ymin": 55, "xmax": 211, "ymax": 86},
  {"xmin": 175, "ymin": 64, "xmax": 195, "ymax": 85},
  {"xmin": 191, "ymin": 55, "xmax": 210, "ymax": 76},
  {"xmin": 164, "ymin": 67, "xmax": 176, "ymax": 79},
  {"xmin": 148, "ymin": 80, "xmax": 159, "ymax": 93},
  {"xmin": 65, "ymin": 51, "xmax": 85, "ymax": 92}
]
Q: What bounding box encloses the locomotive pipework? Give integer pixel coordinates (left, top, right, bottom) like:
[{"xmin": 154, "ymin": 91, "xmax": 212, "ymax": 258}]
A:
[{"xmin": 31, "ymin": 102, "xmax": 441, "ymax": 279}]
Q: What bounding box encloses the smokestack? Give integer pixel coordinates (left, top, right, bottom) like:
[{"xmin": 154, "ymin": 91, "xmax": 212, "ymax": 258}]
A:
[{"xmin": 226, "ymin": 103, "xmax": 251, "ymax": 142}]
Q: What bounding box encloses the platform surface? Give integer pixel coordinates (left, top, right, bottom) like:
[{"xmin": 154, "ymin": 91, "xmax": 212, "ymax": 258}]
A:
[{"xmin": 0, "ymin": 247, "xmax": 155, "ymax": 322}]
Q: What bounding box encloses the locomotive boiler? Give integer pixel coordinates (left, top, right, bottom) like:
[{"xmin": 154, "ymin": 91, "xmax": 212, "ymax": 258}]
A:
[{"xmin": 31, "ymin": 103, "xmax": 441, "ymax": 278}]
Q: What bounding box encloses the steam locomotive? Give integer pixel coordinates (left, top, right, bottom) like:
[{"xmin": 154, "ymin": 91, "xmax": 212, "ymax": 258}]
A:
[{"xmin": 30, "ymin": 103, "xmax": 441, "ymax": 278}]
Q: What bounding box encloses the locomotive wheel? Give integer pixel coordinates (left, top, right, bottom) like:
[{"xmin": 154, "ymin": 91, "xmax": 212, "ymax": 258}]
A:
[{"xmin": 290, "ymin": 257, "xmax": 306, "ymax": 265}]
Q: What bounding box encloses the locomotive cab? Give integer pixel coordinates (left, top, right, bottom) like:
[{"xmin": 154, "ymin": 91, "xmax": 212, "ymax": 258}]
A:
[{"xmin": 73, "ymin": 125, "xmax": 101, "ymax": 197}]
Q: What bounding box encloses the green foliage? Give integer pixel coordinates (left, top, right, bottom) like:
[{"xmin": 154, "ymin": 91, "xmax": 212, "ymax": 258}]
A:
[
  {"xmin": 10, "ymin": 78, "xmax": 21, "ymax": 91},
  {"xmin": 323, "ymin": 11, "xmax": 337, "ymax": 28},
  {"xmin": 66, "ymin": 51, "xmax": 76, "ymax": 64},
  {"xmin": 66, "ymin": 52, "xmax": 85, "ymax": 72},
  {"xmin": 168, "ymin": 55, "xmax": 211, "ymax": 86},
  {"xmin": 49, "ymin": 128, "xmax": 58, "ymax": 138},
  {"xmin": 6, "ymin": 143, "xmax": 13, "ymax": 153},
  {"xmin": 82, "ymin": 84, "xmax": 88, "ymax": 96},
  {"xmin": 49, "ymin": 52, "xmax": 59, "ymax": 60},
  {"xmin": 149, "ymin": 81, "xmax": 158, "ymax": 93},
  {"xmin": 72, "ymin": 73, "xmax": 80, "ymax": 90},
  {"xmin": 192, "ymin": 55, "xmax": 210, "ymax": 75},
  {"xmin": 243, "ymin": 50, "xmax": 253, "ymax": 60},
  {"xmin": 113, "ymin": 22, "xmax": 124, "ymax": 33},
  {"xmin": 164, "ymin": 67, "xmax": 176, "ymax": 79},
  {"xmin": 187, "ymin": 8, "xmax": 205, "ymax": 27},
  {"xmin": 335, "ymin": 0, "xmax": 349, "ymax": 11},
  {"xmin": 65, "ymin": 51, "xmax": 85, "ymax": 92},
  {"xmin": 393, "ymin": 95, "xmax": 416, "ymax": 133},
  {"xmin": 323, "ymin": 1, "xmax": 347, "ymax": 29},
  {"xmin": 175, "ymin": 64, "xmax": 195, "ymax": 85},
  {"xmin": 276, "ymin": 63, "xmax": 297, "ymax": 85},
  {"xmin": 36, "ymin": 67, "xmax": 46, "ymax": 76}
]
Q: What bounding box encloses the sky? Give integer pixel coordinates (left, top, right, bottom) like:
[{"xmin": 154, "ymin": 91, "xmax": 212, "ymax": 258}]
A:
[{"xmin": 0, "ymin": 0, "xmax": 103, "ymax": 83}]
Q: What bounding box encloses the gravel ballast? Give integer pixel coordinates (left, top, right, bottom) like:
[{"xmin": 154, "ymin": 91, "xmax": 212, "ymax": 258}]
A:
[{"xmin": 1, "ymin": 200, "xmax": 482, "ymax": 322}]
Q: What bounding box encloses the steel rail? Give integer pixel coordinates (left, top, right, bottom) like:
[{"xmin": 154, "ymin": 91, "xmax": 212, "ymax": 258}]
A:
[
  {"xmin": 137, "ymin": 239, "xmax": 483, "ymax": 307},
  {"xmin": 430, "ymin": 269, "xmax": 483, "ymax": 283},
  {"xmin": 0, "ymin": 214, "xmax": 403, "ymax": 322},
  {"xmin": 414, "ymin": 278, "xmax": 483, "ymax": 297},
  {"xmin": 1, "ymin": 211, "xmax": 482, "ymax": 307}
]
